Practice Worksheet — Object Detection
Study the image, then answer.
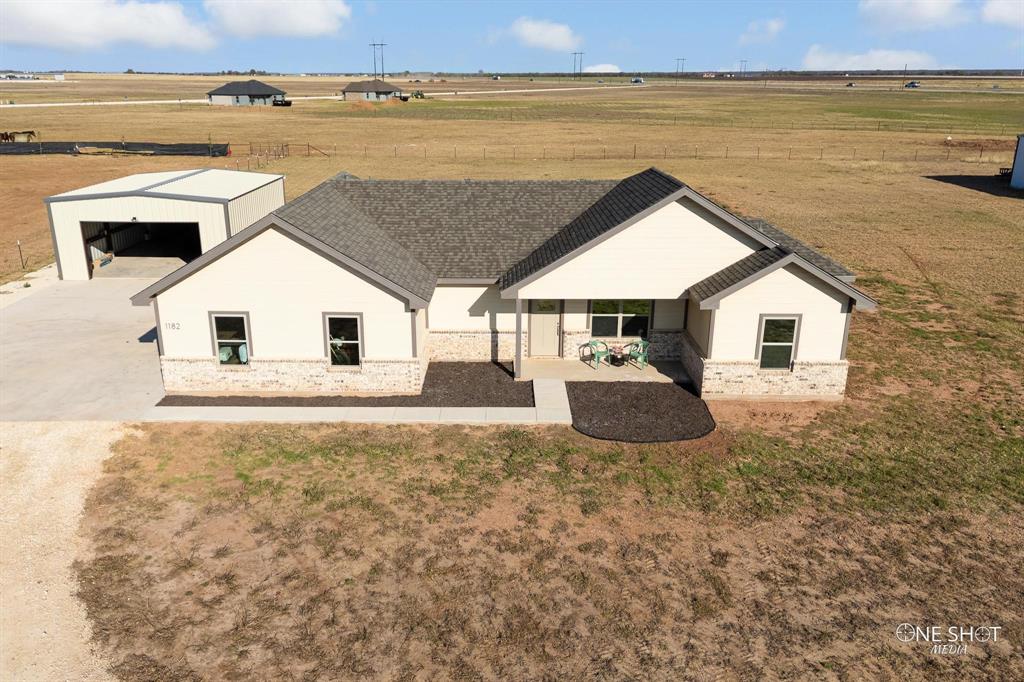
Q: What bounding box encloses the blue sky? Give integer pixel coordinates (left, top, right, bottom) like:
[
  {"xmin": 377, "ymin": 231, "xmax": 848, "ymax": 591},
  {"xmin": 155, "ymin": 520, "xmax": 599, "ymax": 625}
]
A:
[{"xmin": 1, "ymin": 1, "xmax": 1022, "ymax": 73}]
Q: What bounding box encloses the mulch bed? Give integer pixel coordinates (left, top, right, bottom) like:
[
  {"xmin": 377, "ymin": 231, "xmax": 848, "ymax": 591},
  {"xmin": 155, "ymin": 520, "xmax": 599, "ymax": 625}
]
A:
[
  {"xmin": 157, "ymin": 362, "xmax": 533, "ymax": 408},
  {"xmin": 566, "ymin": 381, "xmax": 716, "ymax": 442}
]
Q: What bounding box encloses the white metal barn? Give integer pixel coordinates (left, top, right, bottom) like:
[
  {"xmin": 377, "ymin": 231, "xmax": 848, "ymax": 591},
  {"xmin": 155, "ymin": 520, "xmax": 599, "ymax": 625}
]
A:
[
  {"xmin": 46, "ymin": 168, "xmax": 284, "ymax": 280},
  {"xmin": 1012, "ymin": 134, "xmax": 1024, "ymax": 190}
]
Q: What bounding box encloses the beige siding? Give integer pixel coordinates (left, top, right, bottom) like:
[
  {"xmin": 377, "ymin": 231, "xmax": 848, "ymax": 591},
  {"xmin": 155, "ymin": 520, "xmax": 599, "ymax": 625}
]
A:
[
  {"xmin": 686, "ymin": 298, "xmax": 712, "ymax": 355},
  {"xmin": 654, "ymin": 298, "xmax": 686, "ymax": 329},
  {"xmin": 50, "ymin": 196, "xmax": 227, "ymax": 280},
  {"xmin": 515, "ymin": 199, "xmax": 761, "ymax": 299},
  {"xmin": 227, "ymin": 179, "xmax": 285, "ymax": 235},
  {"xmin": 710, "ymin": 265, "xmax": 848, "ymax": 361},
  {"xmin": 155, "ymin": 227, "xmax": 414, "ymax": 360},
  {"xmin": 426, "ymin": 285, "xmax": 516, "ymax": 330},
  {"xmin": 563, "ymin": 299, "xmax": 588, "ymax": 330}
]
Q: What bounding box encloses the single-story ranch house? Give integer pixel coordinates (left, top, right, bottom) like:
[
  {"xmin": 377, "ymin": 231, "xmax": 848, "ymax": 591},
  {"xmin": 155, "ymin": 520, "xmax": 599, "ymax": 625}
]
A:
[
  {"xmin": 131, "ymin": 168, "xmax": 876, "ymax": 399},
  {"xmin": 207, "ymin": 79, "xmax": 286, "ymax": 106},
  {"xmin": 342, "ymin": 79, "xmax": 402, "ymax": 101}
]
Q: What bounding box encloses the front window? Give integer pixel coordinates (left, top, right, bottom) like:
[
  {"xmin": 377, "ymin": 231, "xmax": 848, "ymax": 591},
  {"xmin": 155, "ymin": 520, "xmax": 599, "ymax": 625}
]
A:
[
  {"xmin": 591, "ymin": 300, "xmax": 650, "ymax": 338},
  {"xmin": 759, "ymin": 317, "xmax": 798, "ymax": 369},
  {"xmin": 213, "ymin": 314, "xmax": 249, "ymax": 365},
  {"xmin": 326, "ymin": 315, "xmax": 361, "ymax": 366}
]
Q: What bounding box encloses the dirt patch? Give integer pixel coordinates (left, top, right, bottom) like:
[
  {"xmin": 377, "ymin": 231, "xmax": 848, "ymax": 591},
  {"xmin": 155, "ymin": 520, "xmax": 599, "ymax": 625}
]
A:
[
  {"xmin": 566, "ymin": 381, "xmax": 716, "ymax": 442},
  {"xmin": 158, "ymin": 362, "xmax": 533, "ymax": 407},
  {"xmin": 74, "ymin": 423, "xmax": 1024, "ymax": 680},
  {"xmin": 708, "ymin": 399, "xmax": 835, "ymax": 437}
]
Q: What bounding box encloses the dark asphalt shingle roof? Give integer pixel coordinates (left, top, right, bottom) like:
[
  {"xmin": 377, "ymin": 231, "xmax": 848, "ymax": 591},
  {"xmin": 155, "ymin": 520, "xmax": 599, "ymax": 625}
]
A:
[
  {"xmin": 272, "ymin": 174, "xmax": 617, "ymax": 300},
  {"xmin": 269, "ymin": 168, "xmax": 860, "ymax": 306},
  {"xmin": 275, "ymin": 178, "xmax": 437, "ymax": 303},
  {"xmin": 689, "ymin": 246, "xmax": 790, "ymax": 301},
  {"xmin": 207, "ymin": 79, "xmax": 285, "ymax": 97},
  {"xmin": 499, "ymin": 168, "xmax": 685, "ymax": 289},
  {"xmin": 343, "ymin": 79, "xmax": 401, "ymax": 93},
  {"xmin": 744, "ymin": 218, "xmax": 853, "ymax": 279}
]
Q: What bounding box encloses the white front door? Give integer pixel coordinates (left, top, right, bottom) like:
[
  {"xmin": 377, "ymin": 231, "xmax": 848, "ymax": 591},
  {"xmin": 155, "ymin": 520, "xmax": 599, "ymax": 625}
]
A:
[{"xmin": 529, "ymin": 300, "xmax": 561, "ymax": 356}]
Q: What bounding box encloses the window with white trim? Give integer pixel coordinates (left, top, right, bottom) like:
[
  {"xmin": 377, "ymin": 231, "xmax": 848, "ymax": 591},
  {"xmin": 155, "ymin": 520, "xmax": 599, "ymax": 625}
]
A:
[
  {"xmin": 212, "ymin": 314, "xmax": 249, "ymax": 365},
  {"xmin": 758, "ymin": 317, "xmax": 797, "ymax": 369},
  {"xmin": 591, "ymin": 300, "xmax": 650, "ymax": 338},
  {"xmin": 326, "ymin": 315, "xmax": 361, "ymax": 366}
]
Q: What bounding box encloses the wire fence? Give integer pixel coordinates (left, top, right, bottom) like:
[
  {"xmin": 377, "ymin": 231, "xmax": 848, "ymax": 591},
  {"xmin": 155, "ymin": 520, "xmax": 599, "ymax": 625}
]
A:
[
  {"xmin": 236, "ymin": 141, "xmax": 1015, "ymax": 169},
  {"xmin": 323, "ymin": 107, "xmax": 1020, "ymax": 137}
]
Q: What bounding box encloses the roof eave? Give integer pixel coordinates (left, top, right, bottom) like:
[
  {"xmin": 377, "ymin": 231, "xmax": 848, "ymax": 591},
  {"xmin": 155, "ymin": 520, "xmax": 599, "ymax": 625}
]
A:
[
  {"xmin": 131, "ymin": 214, "xmax": 432, "ymax": 308},
  {"xmin": 499, "ymin": 186, "xmax": 689, "ymax": 296},
  {"xmin": 696, "ymin": 253, "xmax": 877, "ymax": 311}
]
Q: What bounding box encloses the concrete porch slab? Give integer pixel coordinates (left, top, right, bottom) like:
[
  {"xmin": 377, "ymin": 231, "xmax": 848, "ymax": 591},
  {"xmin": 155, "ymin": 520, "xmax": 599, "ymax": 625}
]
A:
[{"xmin": 520, "ymin": 358, "xmax": 691, "ymax": 384}]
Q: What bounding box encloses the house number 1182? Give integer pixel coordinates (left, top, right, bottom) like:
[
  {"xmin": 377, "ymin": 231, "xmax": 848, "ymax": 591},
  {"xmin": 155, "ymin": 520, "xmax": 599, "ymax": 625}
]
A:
[{"xmin": 163, "ymin": 321, "xmax": 181, "ymax": 330}]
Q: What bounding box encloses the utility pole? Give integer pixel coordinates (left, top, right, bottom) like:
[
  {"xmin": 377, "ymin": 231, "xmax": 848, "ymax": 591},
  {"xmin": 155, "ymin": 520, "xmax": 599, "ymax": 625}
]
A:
[
  {"xmin": 571, "ymin": 52, "xmax": 584, "ymax": 80},
  {"xmin": 900, "ymin": 62, "xmax": 907, "ymax": 90},
  {"xmin": 675, "ymin": 58, "xmax": 685, "ymax": 82},
  {"xmin": 369, "ymin": 41, "xmax": 386, "ymax": 79},
  {"xmin": 739, "ymin": 59, "xmax": 748, "ymax": 77}
]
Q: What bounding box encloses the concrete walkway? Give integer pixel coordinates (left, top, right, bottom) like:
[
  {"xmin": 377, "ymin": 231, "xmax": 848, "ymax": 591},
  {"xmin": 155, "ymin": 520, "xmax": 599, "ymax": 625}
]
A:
[{"xmin": 144, "ymin": 379, "xmax": 573, "ymax": 424}]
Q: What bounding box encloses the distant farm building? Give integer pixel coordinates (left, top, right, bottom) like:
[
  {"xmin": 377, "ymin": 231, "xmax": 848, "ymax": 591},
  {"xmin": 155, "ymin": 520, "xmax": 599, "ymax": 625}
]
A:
[
  {"xmin": 342, "ymin": 79, "xmax": 402, "ymax": 101},
  {"xmin": 207, "ymin": 80, "xmax": 286, "ymax": 106},
  {"xmin": 1012, "ymin": 134, "xmax": 1024, "ymax": 190}
]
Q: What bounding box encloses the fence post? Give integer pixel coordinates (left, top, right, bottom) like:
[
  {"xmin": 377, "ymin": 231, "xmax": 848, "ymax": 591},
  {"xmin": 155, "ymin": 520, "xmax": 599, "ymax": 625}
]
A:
[
  {"xmin": 788, "ymin": 147, "xmax": 792, "ymax": 160},
  {"xmin": 694, "ymin": 145, "xmax": 698, "ymax": 159},
  {"xmin": 572, "ymin": 146, "xmax": 576, "ymax": 161},
  {"xmin": 363, "ymin": 145, "xmax": 367, "ymax": 158},
  {"xmin": 756, "ymin": 146, "xmax": 759, "ymax": 160},
  {"xmin": 664, "ymin": 145, "xmax": 667, "ymax": 159},
  {"xmin": 852, "ymin": 148, "xmax": 856, "ymax": 160},
  {"xmin": 946, "ymin": 148, "xmax": 950, "ymax": 161},
  {"xmin": 881, "ymin": 149, "xmax": 885, "ymax": 161},
  {"xmin": 914, "ymin": 150, "xmax": 918, "ymax": 161},
  {"xmin": 979, "ymin": 146, "xmax": 984, "ymax": 159},
  {"xmin": 455, "ymin": 145, "xmax": 458, "ymax": 160},
  {"xmin": 513, "ymin": 146, "xmax": 516, "ymax": 160},
  {"xmin": 394, "ymin": 145, "xmax": 397, "ymax": 157},
  {"xmin": 484, "ymin": 146, "xmax": 487, "ymax": 160},
  {"xmin": 603, "ymin": 146, "xmax": 606, "ymax": 160},
  {"xmin": 725, "ymin": 146, "xmax": 728, "ymax": 159},
  {"xmin": 632, "ymin": 144, "xmax": 636, "ymax": 159}
]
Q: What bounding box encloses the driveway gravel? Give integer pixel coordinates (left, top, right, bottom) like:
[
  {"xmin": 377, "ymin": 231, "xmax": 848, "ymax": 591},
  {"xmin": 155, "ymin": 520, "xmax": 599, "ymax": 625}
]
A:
[{"xmin": 1, "ymin": 421, "xmax": 123, "ymax": 681}]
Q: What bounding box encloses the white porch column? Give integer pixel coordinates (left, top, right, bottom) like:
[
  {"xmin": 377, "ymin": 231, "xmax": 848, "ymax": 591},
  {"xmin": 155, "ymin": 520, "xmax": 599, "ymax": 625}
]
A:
[{"xmin": 514, "ymin": 298, "xmax": 523, "ymax": 379}]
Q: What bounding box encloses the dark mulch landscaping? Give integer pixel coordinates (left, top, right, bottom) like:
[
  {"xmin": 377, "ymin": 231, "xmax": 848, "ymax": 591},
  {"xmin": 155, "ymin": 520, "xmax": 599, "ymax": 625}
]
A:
[
  {"xmin": 566, "ymin": 381, "xmax": 716, "ymax": 442},
  {"xmin": 158, "ymin": 362, "xmax": 533, "ymax": 408}
]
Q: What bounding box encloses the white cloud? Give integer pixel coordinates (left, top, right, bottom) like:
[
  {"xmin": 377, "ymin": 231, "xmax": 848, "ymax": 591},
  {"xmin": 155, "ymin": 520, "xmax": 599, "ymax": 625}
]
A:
[
  {"xmin": 0, "ymin": 0, "xmax": 215, "ymax": 50},
  {"xmin": 583, "ymin": 63, "xmax": 621, "ymax": 73},
  {"xmin": 981, "ymin": 0, "xmax": 1024, "ymax": 28},
  {"xmin": 204, "ymin": 0, "xmax": 351, "ymax": 38},
  {"xmin": 802, "ymin": 44, "xmax": 938, "ymax": 70},
  {"xmin": 858, "ymin": 0, "xmax": 968, "ymax": 30},
  {"xmin": 508, "ymin": 17, "xmax": 581, "ymax": 51},
  {"xmin": 739, "ymin": 18, "xmax": 785, "ymax": 45}
]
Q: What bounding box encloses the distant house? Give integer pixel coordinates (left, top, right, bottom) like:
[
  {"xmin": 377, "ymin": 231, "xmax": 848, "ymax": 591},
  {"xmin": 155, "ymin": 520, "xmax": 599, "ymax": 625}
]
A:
[
  {"xmin": 1012, "ymin": 134, "xmax": 1024, "ymax": 190},
  {"xmin": 207, "ymin": 80, "xmax": 286, "ymax": 106},
  {"xmin": 342, "ymin": 79, "xmax": 402, "ymax": 101}
]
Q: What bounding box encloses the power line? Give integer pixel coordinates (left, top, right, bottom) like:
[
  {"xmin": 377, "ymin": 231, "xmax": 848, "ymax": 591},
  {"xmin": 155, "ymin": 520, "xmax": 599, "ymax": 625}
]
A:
[{"xmin": 739, "ymin": 59, "xmax": 748, "ymax": 77}]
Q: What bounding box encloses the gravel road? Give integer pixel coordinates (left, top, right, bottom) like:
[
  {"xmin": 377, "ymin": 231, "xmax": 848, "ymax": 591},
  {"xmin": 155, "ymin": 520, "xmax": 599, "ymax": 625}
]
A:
[{"xmin": 1, "ymin": 421, "xmax": 125, "ymax": 681}]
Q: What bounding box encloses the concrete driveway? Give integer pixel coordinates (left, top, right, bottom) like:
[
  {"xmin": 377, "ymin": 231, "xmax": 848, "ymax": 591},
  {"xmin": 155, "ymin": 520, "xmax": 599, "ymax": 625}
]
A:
[{"xmin": 1, "ymin": 278, "xmax": 164, "ymax": 420}]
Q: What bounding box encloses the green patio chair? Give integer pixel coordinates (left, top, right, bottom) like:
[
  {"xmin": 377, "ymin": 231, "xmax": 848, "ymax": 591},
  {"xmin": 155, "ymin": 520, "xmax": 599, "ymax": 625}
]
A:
[
  {"xmin": 626, "ymin": 339, "xmax": 650, "ymax": 369},
  {"xmin": 586, "ymin": 339, "xmax": 611, "ymax": 369}
]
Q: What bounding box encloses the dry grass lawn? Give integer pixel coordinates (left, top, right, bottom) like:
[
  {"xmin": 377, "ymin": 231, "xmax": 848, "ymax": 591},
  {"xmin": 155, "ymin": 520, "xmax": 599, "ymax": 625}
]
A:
[{"xmin": 77, "ymin": 421, "xmax": 1022, "ymax": 680}]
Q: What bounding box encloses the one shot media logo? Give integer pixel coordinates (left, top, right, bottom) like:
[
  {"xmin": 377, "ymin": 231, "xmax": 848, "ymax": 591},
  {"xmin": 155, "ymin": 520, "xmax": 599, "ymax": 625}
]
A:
[{"xmin": 895, "ymin": 623, "xmax": 1003, "ymax": 655}]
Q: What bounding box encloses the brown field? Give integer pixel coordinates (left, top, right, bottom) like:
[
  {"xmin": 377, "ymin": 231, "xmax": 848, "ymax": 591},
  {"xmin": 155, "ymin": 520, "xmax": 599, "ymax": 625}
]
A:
[{"xmin": 2, "ymin": 76, "xmax": 1022, "ymax": 678}]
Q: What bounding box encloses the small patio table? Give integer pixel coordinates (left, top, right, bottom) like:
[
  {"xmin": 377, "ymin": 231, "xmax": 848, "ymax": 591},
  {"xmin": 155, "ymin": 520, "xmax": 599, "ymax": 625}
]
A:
[{"xmin": 609, "ymin": 346, "xmax": 627, "ymax": 367}]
